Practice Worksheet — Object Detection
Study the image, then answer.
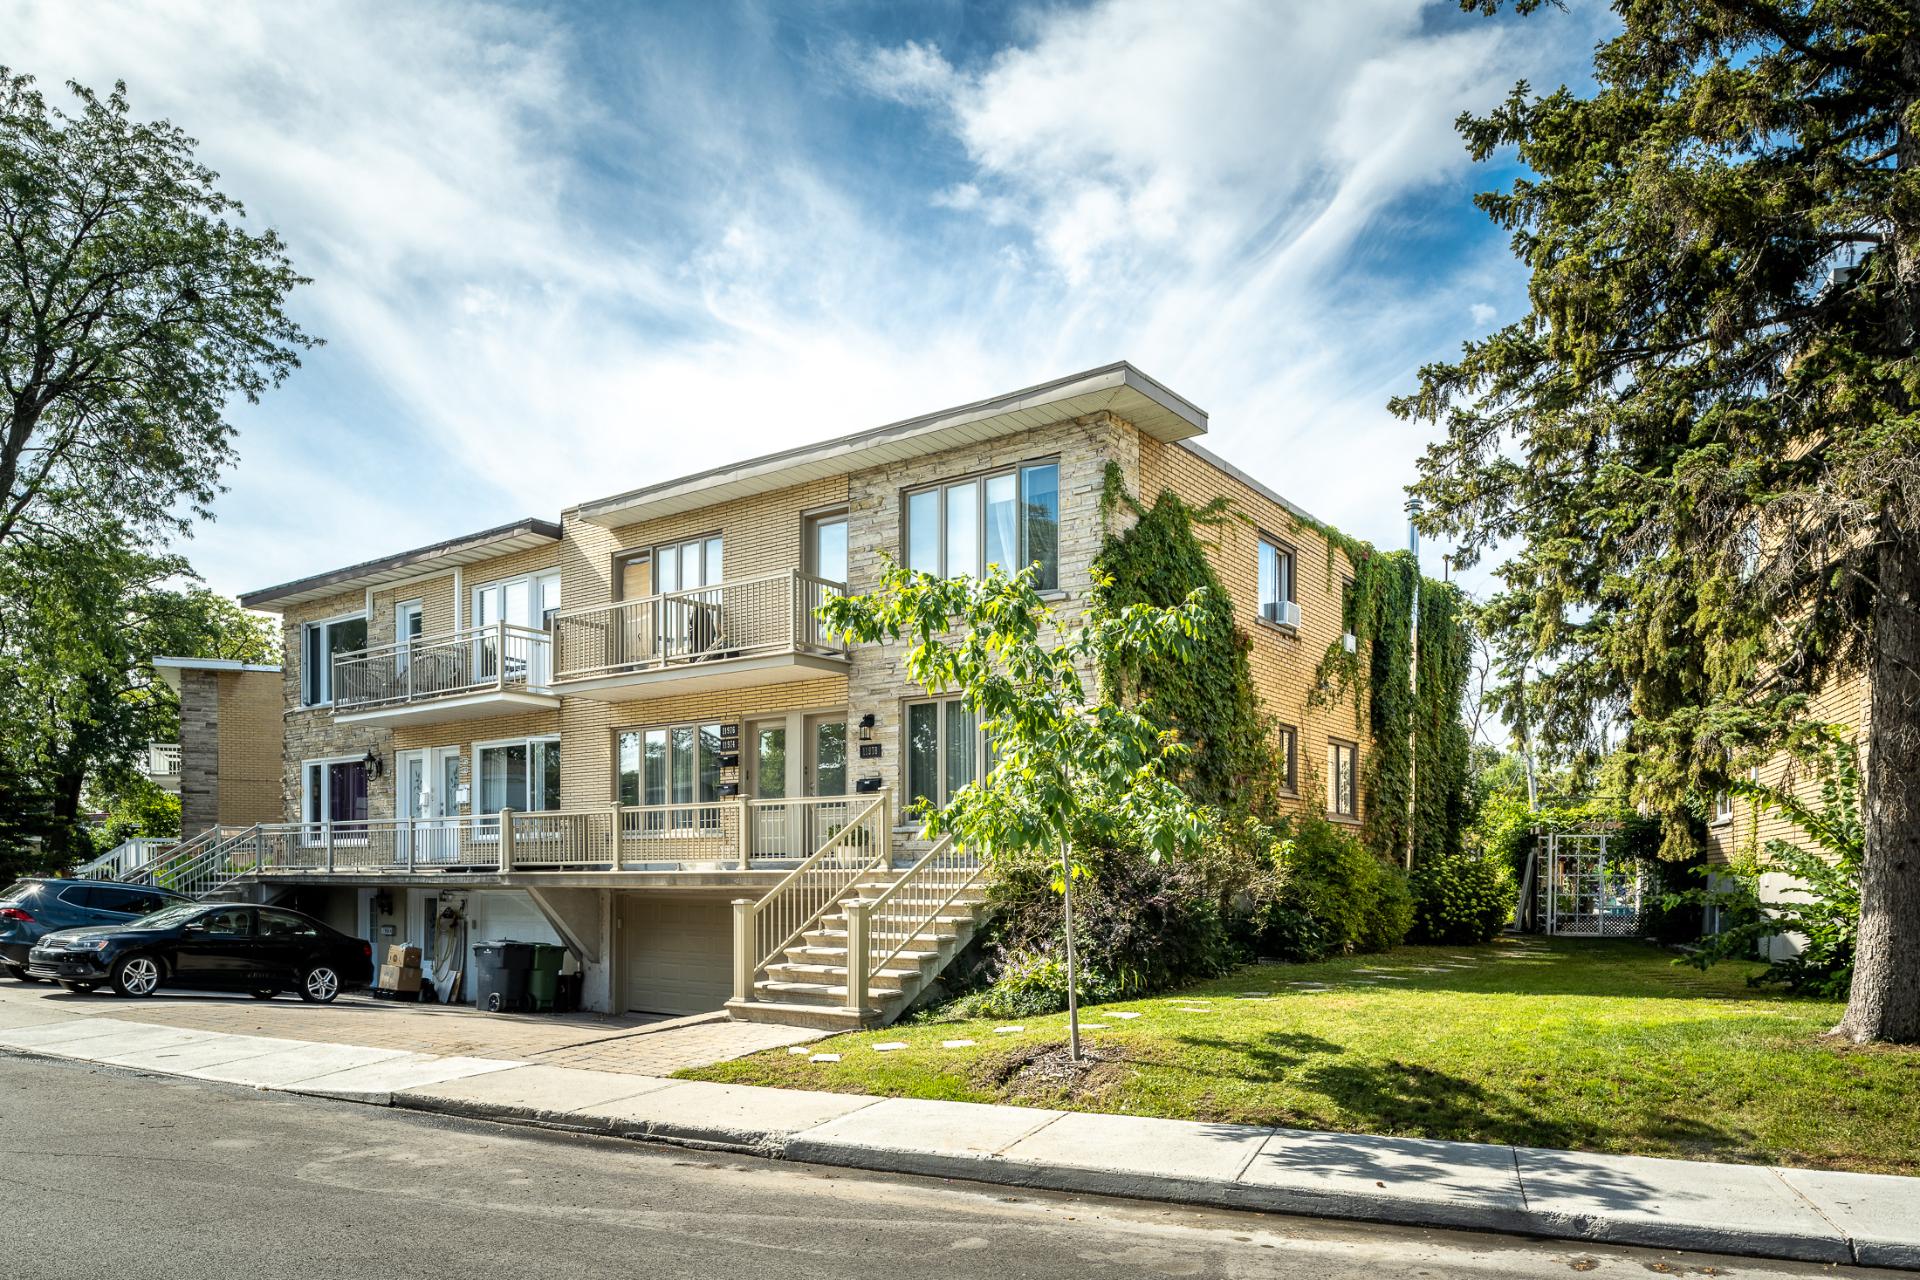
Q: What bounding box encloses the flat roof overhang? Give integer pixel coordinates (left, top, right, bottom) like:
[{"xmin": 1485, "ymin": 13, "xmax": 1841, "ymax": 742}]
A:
[
  {"xmin": 240, "ymin": 517, "xmax": 563, "ymax": 611},
  {"xmin": 571, "ymin": 361, "xmax": 1206, "ymax": 530}
]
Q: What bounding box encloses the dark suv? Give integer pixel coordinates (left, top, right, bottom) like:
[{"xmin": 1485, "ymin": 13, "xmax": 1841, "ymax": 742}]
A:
[{"xmin": 0, "ymin": 879, "xmax": 193, "ymax": 981}]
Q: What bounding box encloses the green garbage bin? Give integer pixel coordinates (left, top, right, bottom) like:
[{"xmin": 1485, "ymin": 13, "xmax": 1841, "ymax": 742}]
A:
[{"xmin": 527, "ymin": 943, "xmax": 566, "ymax": 1012}]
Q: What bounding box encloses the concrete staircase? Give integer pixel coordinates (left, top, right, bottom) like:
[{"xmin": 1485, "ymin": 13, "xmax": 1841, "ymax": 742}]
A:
[{"xmin": 729, "ymin": 843, "xmax": 990, "ymax": 1031}]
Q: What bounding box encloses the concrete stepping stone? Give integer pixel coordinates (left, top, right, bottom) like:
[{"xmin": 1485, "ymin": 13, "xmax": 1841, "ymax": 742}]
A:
[
  {"xmin": 992, "ymin": 1026, "xmax": 1025, "ymax": 1034},
  {"xmin": 1108, "ymin": 1011, "xmax": 1141, "ymax": 1019},
  {"xmin": 940, "ymin": 1039, "xmax": 975, "ymax": 1049},
  {"xmin": 809, "ymin": 1053, "xmax": 842, "ymax": 1063},
  {"xmin": 787, "ymin": 1046, "xmax": 811, "ymax": 1055},
  {"xmin": 872, "ymin": 1042, "xmax": 908, "ymax": 1052},
  {"xmin": 1078, "ymin": 1023, "xmax": 1109, "ymax": 1030}
]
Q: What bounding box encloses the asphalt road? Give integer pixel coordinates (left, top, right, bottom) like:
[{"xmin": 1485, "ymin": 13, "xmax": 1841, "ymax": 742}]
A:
[{"xmin": 1, "ymin": 1055, "xmax": 1859, "ymax": 1280}]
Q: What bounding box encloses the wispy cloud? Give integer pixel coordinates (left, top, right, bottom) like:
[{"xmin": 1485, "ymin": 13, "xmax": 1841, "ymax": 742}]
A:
[{"xmin": 2, "ymin": 0, "xmax": 1603, "ymax": 600}]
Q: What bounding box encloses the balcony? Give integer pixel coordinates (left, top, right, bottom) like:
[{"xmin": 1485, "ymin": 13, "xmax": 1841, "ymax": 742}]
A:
[
  {"xmin": 331, "ymin": 622, "xmax": 560, "ymax": 726},
  {"xmin": 240, "ymin": 793, "xmax": 885, "ymax": 880},
  {"xmin": 142, "ymin": 742, "xmax": 182, "ymax": 793},
  {"xmin": 551, "ymin": 570, "xmax": 848, "ymax": 700}
]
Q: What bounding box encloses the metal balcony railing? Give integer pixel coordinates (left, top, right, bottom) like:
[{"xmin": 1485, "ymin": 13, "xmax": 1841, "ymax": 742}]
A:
[
  {"xmin": 550, "ymin": 570, "xmax": 846, "ymax": 685},
  {"xmin": 331, "ymin": 621, "xmax": 553, "ymax": 713}
]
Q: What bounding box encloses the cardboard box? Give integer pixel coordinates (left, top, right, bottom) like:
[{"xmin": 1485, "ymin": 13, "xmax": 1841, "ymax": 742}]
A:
[
  {"xmin": 385, "ymin": 944, "xmax": 421, "ymax": 968},
  {"xmin": 378, "ymin": 963, "xmax": 422, "ymax": 994}
]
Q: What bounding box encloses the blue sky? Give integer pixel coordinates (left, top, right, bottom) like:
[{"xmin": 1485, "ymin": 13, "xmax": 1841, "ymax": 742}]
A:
[{"xmin": 6, "ymin": 0, "xmax": 1608, "ymax": 600}]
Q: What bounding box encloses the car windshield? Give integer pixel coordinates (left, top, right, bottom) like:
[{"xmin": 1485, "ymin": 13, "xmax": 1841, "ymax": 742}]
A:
[{"xmin": 124, "ymin": 903, "xmax": 210, "ymax": 930}]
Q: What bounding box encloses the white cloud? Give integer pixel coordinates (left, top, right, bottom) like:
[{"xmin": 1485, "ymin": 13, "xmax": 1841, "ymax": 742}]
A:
[{"xmin": 0, "ymin": 0, "xmax": 1601, "ymax": 603}]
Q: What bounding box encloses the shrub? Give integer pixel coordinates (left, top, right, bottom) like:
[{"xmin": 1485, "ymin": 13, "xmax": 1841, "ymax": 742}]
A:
[
  {"xmin": 1410, "ymin": 847, "xmax": 1515, "ymax": 944},
  {"xmin": 943, "ymin": 950, "xmax": 1124, "ymax": 1019},
  {"xmin": 1256, "ymin": 814, "xmax": 1412, "ymax": 958}
]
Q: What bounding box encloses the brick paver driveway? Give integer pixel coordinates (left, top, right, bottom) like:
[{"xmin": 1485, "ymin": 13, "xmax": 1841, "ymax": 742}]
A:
[{"xmin": 0, "ymin": 982, "xmax": 818, "ymax": 1075}]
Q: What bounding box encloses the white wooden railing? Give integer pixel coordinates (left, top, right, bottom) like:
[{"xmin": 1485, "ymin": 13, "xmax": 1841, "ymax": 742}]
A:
[
  {"xmin": 842, "ymin": 835, "xmax": 983, "ymax": 1011},
  {"xmin": 551, "ymin": 570, "xmax": 846, "ymax": 684},
  {"xmin": 731, "ymin": 791, "xmax": 892, "ymax": 1002},
  {"xmin": 332, "ymin": 621, "xmax": 553, "ymax": 712},
  {"xmin": 143, "ymin": 742, "xmax": 182, "ymax": 778}
]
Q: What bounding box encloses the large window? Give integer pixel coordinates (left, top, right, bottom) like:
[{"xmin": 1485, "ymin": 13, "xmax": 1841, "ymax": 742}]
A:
[
  {"xmin": 302, "ymin": 615, "xmax": 368, "ymax": 706},
  {"xmin": 905, "ymin": 697, "xmax": 990, "ymax": 811},
  {"xmin": 656, "ymin": 535, "xmax": 723, "ymax": 594},
  {"xmin": 1327, "ymin": 739, "xmax": 1357, "ymax": 819},
  {"xmin": 1275, "ymin": 724, "xmax": 1298, "ymax": 795},
  {"xmin": 474, "ymin": 737, "xmax": 560, "ymax": 816},
  {"xmin": 1258, "ymin": 538, "xmax": 1296, "ymax": 626},
  {"xmin": 302, "ymin": 758, "xmax": 369, "ymax": 831},
  {"xmin": 618, "ymin": 722, "xmax": 725, "ymax": 831},
  {"xmin": 806, "ymin": 510, "xmax": 848, "ymax": 584},
  {"xmin": 904, "ymin": 460, "xmax": 1059, "ymax": 590}
]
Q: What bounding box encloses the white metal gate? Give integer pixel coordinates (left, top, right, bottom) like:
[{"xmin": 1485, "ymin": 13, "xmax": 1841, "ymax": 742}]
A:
[{"xmin": 1542, "ymin": 832, "xmax": 1647, "ymax": 936}]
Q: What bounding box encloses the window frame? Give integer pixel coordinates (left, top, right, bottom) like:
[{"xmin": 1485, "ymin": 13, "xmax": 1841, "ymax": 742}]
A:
[
  {"xmin": 300, "ymin": 612, "xmax": 369, "ymax": 707},
  {"xmin": 902, "ymin": 695, "xmax": 991, "ymax": 815},
  {"xmin": 1713, "ymin": 790, "xmax": 1734, "ymax": 825},
  {"xmin": 300, "ymin": 755, "xmax": 371, "ymax": 845},
  {"xmin": 1326, "ymin": 738, "xmax": 1358, "ymax": 820},
  {"xmin": 1257, "ymin": 535, "xmax": 1297, "ymax": 628},
  {"xmin": 1275, "ymin": 723, "xmax": 1299, "ymax": 796},
  {"xmin": 615, "ymin": 720, "xmax": 728, "ymax": 834},
  {"xmin": 395, "ymin": 600, "xmax": 423, "ymax": 673},
  {"xmin": 901, "ymin": 458, "xmax": 1061, "ymax": 589},
  {"xmin": 471, "ymin": 571, "xmax": 561, "ymax": 632},
  {"xmin": 470, "ymin": 734, "xmax": 562, "ymax": 829},
  {"xmin": 651, "ymin": 533, "xmax": 724, "ymax": 596},
  {"xmin": 803, "ymin": 506, "xmax": 850, "ymax": 584}
]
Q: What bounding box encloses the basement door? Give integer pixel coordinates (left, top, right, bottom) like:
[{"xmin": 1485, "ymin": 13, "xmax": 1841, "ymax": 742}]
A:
[{"xmin": 622, "ymin": 897, "xmax": 731, "ymax": 1016}]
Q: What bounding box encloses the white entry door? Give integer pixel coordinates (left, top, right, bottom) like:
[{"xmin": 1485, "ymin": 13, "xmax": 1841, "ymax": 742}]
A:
[{"xmin": 398, "ymin": 746, "xmax": 464, "ymax": 864}]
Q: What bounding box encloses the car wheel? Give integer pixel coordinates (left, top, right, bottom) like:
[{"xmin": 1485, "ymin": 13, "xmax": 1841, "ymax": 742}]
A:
[
  {"xmin": 111, "ymin": 954, "xmax": 163, "ymax": 998},
  {"xmin": 299, "ymin": 965, "xmax": 341, "ymax": 1004},
  {"xmin": 4, "ymin": 964, "xmax": 41, "ymax": 983},
  {"xmin": 58, "ymin": 982, "xmax": 94, "ymax": 994},
  {"xmin": 250, "ymin": 989, "xmax": 278, "ymax": 1000}
]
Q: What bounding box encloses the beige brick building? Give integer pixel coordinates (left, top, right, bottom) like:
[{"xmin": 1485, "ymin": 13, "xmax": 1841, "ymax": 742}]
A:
[
  {"xmin": 222, "ymin": 364, "xmax": 1382, "ymax": 1020},
  {"xmin": 152, "ymin": 658, "xmax": 285, "ymax": 833}
]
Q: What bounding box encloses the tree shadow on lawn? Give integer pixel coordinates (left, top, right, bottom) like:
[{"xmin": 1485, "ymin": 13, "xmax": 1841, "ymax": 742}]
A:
[{"xmin": 1170, "ymin": 1029, "xmax": 1760, "ymax": 1159}]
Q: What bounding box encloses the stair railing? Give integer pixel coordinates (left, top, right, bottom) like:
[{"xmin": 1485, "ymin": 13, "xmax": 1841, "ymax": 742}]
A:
[
  {"xmin": 731, "ymin": 790, "xmax": 890, "ymax": 1003},
  {"xmin": 842, "ymin": 835, "xmax": 984, "ymax": 1012},
  {"xmin": 71, "ymin": 836, "xmax": 172, "ymax": 882},
  {"xmin": 139, "ymin": 825, "xmax": 264, "ymax": 899},
  {"xmin": 118, "ymin": 826, "xmax": 228, "ymax": 888}
]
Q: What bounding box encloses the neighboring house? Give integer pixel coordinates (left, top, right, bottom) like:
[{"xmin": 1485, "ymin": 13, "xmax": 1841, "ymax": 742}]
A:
[
  {"xmin": 153, "ymin": 656, "xmax": 285, "ymax": 833},
  {"xmin": 217, "ymin": 363, "xmax": 1377, "ymax": 1020},
  {"xmin": 1704, "ymin": 672, "xmax": 1871, "ymax": 959}
]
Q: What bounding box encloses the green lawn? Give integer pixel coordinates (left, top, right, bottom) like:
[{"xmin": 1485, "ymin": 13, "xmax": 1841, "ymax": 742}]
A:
[{"xmin": 683, "ymin": 938, "xmax": 1920, "ymax": 1173}]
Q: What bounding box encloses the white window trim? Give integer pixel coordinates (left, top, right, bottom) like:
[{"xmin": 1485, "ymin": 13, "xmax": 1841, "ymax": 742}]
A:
[
  {"xmin": 469, "ymin": 735, "xmax": 562, "ymax": 825},
  {"xmin": 1712, "ymin": 791, "xmax": 1734, "ymax": 825},
  {"xmin": 903, "ymin": 458, "xmax": 1060, "ymax": 584},
  {"xmin": 1257, "ymin": 535, "xmax": 1298, "ymax": 630},
  {"xmin": 471, "ymin": 570, "xmax": 561, "ymax": 632},
  {"xmin": 395, "ymin": 600, "xmax": 423, "ymax": 672},
  {"xmin": 301, "ymin": 611, "xmax": 368, "ymax": 708},
  {"xmin": 1275, "ymin": 723, "xmax": 1300, "ymax": 796},
  {"xmin": 301, "ymin": 754, "xmax": 371, "ymax": 845},
  {"xmin": 1326, "ymin": 739, "xmax": 1358, "ymax": 820}
]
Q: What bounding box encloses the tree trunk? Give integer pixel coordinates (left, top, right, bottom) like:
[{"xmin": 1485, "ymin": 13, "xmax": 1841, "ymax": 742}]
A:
[{"xmin": 1837, "ymin": 519, "xmax": 1920, "ymax": 1043}]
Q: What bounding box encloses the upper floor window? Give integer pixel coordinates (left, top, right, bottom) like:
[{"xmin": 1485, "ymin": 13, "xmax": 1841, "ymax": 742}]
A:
[
  {"xmin": 1258, "ymin": 537, "xmax": 1296, "ymax": 626},
  {"xmin": 395, "ymin": 601, "xmax": 423, "ymax": 673},
  {"xmin": 905, "ymin": 460, "xmax": 1059, "ymax": 591},
  {"xmin": 1713, "ymin": 791, "xmax": 1733, "ymax": 824},
  {"xmin": 301, "ymin": 615, "xmax": 367, "ymax": 706},
  {"xmin": 657, "ymin": 536, "xmax": 722, "ymax": 595},
  {"xmin": 806, "ymin": 510, "xmax": 849, "ymax": 584},
  {"xmin": 1327, "ymin": 739, "xmax": 1357, "ymax": 818},
  {"xmin": 473, "ymin": 572, "xmax": 560, "ymax": 632}
]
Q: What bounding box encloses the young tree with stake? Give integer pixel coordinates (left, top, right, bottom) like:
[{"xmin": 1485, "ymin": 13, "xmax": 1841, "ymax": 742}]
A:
[{"xmin": 822, "ymin": 564, "xmax": 1217, "ymax": 1060}]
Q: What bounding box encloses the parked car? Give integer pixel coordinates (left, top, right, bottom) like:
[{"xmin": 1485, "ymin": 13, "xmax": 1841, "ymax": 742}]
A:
[
  {"xmin": 25, "ymin": 903, "xmax": 373, "ymax": 1002},
  {"xmin": 0, "ymin": 878, "xmax": 193, "ymax": 982}
]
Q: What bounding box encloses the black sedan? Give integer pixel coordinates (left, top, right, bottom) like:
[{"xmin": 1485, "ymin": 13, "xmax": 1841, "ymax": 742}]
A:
[{"xmin": 27, "ymin": 903, "xmax": 373, "ymax": 1003}]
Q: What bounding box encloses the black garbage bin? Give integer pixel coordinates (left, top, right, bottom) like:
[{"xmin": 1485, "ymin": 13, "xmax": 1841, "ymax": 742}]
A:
[{"xmin": 473, "ymin": 941, "xmax": 533, "ymax": 1013}]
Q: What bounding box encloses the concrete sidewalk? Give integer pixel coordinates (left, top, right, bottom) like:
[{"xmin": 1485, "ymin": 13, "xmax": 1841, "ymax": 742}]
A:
[{"xmin": 3, "ymin": 1001, "xmax": 1914, "ymax": 1271}]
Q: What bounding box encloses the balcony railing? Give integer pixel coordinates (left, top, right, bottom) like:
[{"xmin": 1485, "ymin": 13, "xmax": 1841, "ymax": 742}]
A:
[
  {"xmin": 551, "ymin": 570, "xmax": 846, "ymax": 686},
  {"xmin": 332, "ymin": 621, "xmax": 553, "ymax": 713},
  {"xmin": 143, "ymin": 742, "xmax": 182, "ymax": 778},
  {"xmin": 246, "ymin": 794, "xmax": 879, "ymax": 876}
]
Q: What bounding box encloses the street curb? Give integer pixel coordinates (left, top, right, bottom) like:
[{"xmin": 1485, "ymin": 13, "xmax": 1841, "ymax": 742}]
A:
[{"xmin": 3, "ymin": 1042, "xmax": 1898, "ymax": 1269}]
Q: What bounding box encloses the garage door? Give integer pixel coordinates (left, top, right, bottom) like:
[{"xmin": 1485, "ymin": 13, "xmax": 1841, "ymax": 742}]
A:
[{"xmin": 623, "ymin": 897, "xmax": 731, "ymax": 1015}]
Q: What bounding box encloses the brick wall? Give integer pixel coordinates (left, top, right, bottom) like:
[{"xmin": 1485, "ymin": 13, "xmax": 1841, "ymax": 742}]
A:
[
  {"xmin": 1138, "ymin": 436, "xmax": 1371, "ymax": 829},
  {"xmin": 215, "ymin": 669, "xmax": 283, "ymax": 825},
  {"xmin": 1708, "ymin": 672, "xmax": 1871, "ymax": 866}
]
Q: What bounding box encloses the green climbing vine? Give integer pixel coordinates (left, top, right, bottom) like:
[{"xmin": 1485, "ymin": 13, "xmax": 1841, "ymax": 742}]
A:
[
  {"xmin": 1095, "ymin": 463, "xmax": 1474, "ymax": 865},
  {"xmin": 1095, "ymin": 466, "xmax": 1277, "ymax": 815}
]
